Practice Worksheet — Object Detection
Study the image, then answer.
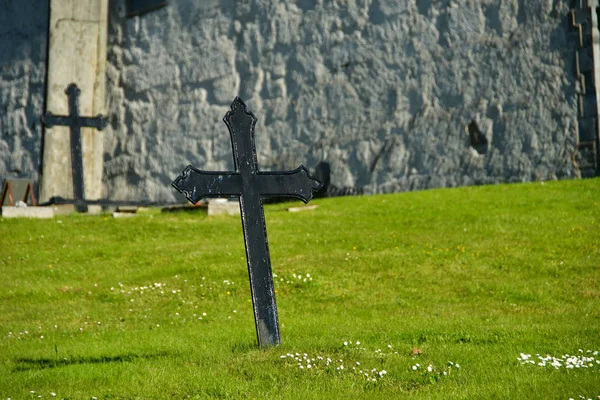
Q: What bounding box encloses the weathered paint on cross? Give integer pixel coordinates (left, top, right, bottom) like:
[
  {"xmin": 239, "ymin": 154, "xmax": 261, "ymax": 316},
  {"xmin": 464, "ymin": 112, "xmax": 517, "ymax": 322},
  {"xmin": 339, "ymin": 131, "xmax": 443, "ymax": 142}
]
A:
[
  {"xmin": 41, "ymin": 84, "xmax": 108, "ymax": 212},
  {"xmin": 172, "ymin": 97, "xmax": 322, "ymax": 347}
]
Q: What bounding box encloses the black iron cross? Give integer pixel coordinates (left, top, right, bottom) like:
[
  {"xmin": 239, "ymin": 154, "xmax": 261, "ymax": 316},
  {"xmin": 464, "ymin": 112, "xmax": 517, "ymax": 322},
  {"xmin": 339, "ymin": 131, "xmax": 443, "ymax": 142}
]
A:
[
  {"xmin": 41, "ymin": 83, "xmax": 108, "ymax": 212},
  {"xmin": 172, "ymin": 97, "xmax": 321, "ymax": 347}
]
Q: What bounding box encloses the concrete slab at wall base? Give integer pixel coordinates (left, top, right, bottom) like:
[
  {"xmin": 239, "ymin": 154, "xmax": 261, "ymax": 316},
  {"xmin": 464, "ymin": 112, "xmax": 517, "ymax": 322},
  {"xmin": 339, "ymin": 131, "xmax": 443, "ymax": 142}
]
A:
[
  {"xmin": 208, "ymin": 199, "xmax": 240, "ymax": 217},
  {"xmin": 1, "ymin": 207, "xmax": 55, "ymax": 219},
  {"xmin": 46, "ymin": 204, "xmax": 102, "ymax": 215},
  {"xmin": 112, "ymin": 205, "xmax": 140, "ymax": 217},
  {"xmin": 112, "ymin": 211, "xmax": 137, "ymax": 218},
  {"xmin": 288, "ymin": 205, "xmax": 318, "ymax": 213}
]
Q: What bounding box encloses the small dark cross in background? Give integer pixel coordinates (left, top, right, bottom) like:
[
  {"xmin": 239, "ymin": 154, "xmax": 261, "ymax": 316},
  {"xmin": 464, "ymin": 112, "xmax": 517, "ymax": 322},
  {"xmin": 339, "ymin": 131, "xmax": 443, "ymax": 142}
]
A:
[
  {"xmin": 172, "ymin": 97, "xmax": 322, "ymax": 347},
  {"xmin": 41, "ymin": 84, "xmax": 108, "ymax": 212}
]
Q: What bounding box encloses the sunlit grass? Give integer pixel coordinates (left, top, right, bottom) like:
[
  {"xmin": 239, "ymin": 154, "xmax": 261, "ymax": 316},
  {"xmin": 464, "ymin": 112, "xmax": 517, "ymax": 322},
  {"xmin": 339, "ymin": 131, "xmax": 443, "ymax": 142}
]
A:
[{"xmin": 0, "ymin": 178, "xmax": 599, "ymax": 399}]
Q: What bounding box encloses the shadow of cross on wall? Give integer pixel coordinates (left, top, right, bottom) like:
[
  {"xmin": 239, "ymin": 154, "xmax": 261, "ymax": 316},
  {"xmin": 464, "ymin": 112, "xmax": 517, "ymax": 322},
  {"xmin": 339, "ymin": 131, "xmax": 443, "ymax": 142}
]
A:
[
  {"xmin": 172, "ymin": 97, "xmax": 322, "ymax": 348},
  {"xmin": 41, "ymin": 83, "xmax": 108, "ymax": 212}
]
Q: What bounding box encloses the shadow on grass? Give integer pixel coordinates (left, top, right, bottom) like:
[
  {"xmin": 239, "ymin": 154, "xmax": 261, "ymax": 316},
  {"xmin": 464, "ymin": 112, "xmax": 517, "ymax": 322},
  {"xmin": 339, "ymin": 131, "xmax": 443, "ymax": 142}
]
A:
[
  {"xmin": 12, "ymin": 351, "xmax": 171, "ymax": 372},
  {"xmin": 230, "ymin": 341, "xmax": 258, "ymax": 354}
]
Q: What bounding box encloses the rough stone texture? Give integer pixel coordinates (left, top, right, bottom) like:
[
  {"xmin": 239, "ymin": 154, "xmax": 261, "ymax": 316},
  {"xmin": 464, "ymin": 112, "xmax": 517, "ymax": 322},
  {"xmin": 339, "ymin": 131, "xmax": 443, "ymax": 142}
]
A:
[
  {"xmin": 104, "ymin": 0, "xmax": 580, "ymax": 200},
  {"xmin": 0, "ymin": 0, "xmax": 48, "ymax": 189}
]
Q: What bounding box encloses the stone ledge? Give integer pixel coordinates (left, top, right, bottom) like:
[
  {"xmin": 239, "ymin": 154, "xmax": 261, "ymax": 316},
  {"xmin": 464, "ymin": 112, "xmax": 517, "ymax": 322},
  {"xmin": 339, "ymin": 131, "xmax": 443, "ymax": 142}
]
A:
[
  {"xmin": 1, "ymin": 206, "xmax": 55, "ymax": 219},
  {"xmin": 208, "ymin": 199, "xmax": 240, "ymax": 216}
]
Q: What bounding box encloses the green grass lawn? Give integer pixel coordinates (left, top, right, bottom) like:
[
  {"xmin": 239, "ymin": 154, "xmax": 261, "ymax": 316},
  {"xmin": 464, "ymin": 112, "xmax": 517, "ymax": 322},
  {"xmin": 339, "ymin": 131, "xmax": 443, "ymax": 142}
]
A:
[{"xmin": 0, "ymin": 178, "xmax": 599, "ymax": 399}]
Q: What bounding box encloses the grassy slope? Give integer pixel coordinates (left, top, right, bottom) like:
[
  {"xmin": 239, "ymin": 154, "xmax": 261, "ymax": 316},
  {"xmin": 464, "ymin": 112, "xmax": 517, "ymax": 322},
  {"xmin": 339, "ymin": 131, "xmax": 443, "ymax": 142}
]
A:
[{"xmin": 0, "ymin": 179, "xmax": 598, "ymax": 399}]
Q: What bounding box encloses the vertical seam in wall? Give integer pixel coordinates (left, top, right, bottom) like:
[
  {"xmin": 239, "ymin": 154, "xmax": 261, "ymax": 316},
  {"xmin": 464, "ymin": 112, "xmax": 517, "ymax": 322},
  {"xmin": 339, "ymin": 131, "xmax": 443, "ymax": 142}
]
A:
[
  {"xmin": 38, "ymin": 0, "xmax": 52, "ymax": 190},
  {"xmin": 590, "ymin": 2, "xmax": 600, "ymax": 166},
  {"xmin": 572, "ymin": 2, "xmax": 600, "ymax": 175},
  {"xmin": 92, "ymin": 5, "xmax": 102, "ymax": 115}
]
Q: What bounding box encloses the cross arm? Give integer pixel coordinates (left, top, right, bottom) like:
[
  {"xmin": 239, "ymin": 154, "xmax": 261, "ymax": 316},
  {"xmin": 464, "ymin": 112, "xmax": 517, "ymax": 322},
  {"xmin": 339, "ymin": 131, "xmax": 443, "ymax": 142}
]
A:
[
  {"xmin": 41, "ymin": 113, "xmax": 71, "ymax": 128},
  {"xmin": 256, "ymin": 166, "xmax": 322, "ymax": 203},
  {"xmin": 172, "ymin": 165, "xmax": 242, "ymax": 204},
  {"xmin": 41, "ymin": 112, "xmax": 108, "ymax": 130},
  {"xmin": 78, "ymin": 115, "xmax": 109, "ymax": 130}
]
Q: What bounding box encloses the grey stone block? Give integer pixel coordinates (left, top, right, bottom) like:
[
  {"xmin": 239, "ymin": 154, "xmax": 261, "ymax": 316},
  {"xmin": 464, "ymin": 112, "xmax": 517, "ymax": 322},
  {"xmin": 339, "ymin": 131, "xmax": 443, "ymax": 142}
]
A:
[
  {"xmin": 207, "ymin": 199, "xmax": 240, "ymax": 216},
  {"xmin": 1, "ymin": 206, "xmax": 54, "ymax": 219}
]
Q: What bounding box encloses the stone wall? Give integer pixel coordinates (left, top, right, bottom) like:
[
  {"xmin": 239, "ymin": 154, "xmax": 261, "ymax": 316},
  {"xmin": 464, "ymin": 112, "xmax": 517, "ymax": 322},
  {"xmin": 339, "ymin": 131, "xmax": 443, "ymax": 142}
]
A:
[
  {"xmin": 104, "ymin": 0, "xmax": 580, "ymax": 201},
  {"xmin": 0, "ymin": 0, "xmax": 582, "ymax": 201},
  {"xmin": 0, "ymin": 0, "xmax": 48, "ymax": 189}
]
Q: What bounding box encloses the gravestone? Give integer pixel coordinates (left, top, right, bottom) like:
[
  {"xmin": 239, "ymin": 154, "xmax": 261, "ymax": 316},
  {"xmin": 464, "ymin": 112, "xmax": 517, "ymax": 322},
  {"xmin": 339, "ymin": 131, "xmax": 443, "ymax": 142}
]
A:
[
  {"xmin": 41, "ymin": 83, "xmax": 108, "ymax": 212},
  {"xmin": 172, "ymin": 97, "xmax": 322, "ymax": 347}
]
